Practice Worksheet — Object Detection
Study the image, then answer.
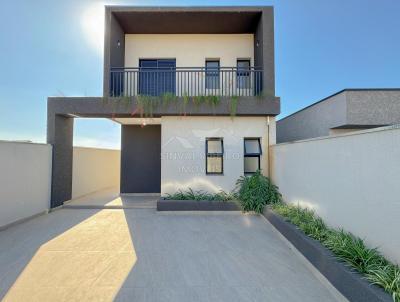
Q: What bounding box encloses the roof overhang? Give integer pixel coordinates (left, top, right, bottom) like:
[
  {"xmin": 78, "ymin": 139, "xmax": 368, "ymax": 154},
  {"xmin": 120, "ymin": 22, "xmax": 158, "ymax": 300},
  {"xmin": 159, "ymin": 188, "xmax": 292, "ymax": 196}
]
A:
[{"xmin": 109, "ymin": 6, "xmax": 266, "ymax": 34}]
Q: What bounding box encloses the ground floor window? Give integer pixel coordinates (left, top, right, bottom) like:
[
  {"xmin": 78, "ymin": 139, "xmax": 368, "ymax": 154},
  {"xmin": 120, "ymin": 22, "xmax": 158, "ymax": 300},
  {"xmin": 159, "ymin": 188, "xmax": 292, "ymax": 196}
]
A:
[
  {"xmin": 206, "ymin": 138, "xmax": 224, "ymax": 174},
  {"xmin": 244, "ymin": 138, "xmax": 262, "ymax": 174}
]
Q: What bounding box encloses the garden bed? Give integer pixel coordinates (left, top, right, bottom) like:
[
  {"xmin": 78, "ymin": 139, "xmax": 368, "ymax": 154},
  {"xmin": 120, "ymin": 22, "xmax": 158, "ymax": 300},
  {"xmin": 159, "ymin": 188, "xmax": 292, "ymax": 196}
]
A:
[
  {"xmin": 157, "ymin": 198, "xmax": 240, "ymax": 211},
  {"xmin": 263, "ymin": 208, "xmax": 393, "ymax": 302}
]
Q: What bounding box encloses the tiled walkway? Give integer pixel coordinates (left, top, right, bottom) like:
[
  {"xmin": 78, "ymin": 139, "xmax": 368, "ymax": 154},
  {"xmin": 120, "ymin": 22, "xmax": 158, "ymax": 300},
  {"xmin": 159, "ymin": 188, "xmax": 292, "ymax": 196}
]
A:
[{"xmin": 0, "ymin": 192, "xmax": 346, "ymax": 301}]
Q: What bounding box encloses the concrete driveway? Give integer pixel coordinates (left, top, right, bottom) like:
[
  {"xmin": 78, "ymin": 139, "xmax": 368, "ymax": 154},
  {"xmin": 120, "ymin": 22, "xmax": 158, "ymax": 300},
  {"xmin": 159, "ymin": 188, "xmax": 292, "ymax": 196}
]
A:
[{"xmin": 0, "ymin": 193, "xmax": 346, "ymax": 302}]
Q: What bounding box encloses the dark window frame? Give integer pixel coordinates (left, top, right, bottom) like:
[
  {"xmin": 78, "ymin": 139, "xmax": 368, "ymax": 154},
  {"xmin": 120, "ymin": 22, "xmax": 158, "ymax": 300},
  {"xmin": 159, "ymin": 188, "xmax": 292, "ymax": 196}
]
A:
[
  {"xmin": 205, "ymin": 137, "xmax": 224, "ymax": 175},
  {"xmin": 138, "ymin": 59, "xmax": 176, "ymax": 96},
  {"xmin": 237, "ymin": 59, "xmax": 251, "ymax": 89},
  {"xmin": 205, "ymin": 60, "xmax": 220, "ymax": 89},
  {"xmin": 244, "ymin": 138, "xmax": 262, "ymax": 174}
]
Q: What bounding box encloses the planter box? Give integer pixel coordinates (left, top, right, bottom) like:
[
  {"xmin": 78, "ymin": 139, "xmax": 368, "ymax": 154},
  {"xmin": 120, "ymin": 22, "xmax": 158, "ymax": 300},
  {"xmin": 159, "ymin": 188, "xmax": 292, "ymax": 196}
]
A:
[
  {"xmin": 157, "ymin": 199, "xmax": 240, "ymax": 211},
  {"xmin": 263, "ymin": 208, "xmax": 392, "ymax": 302}
]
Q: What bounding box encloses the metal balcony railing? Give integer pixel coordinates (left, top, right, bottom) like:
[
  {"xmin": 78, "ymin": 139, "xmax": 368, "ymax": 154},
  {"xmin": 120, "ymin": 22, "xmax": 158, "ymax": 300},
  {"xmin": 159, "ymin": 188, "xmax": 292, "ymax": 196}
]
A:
[{"xmin": 109, "ymin": 67, "xmax": 263, "ymax": 97}]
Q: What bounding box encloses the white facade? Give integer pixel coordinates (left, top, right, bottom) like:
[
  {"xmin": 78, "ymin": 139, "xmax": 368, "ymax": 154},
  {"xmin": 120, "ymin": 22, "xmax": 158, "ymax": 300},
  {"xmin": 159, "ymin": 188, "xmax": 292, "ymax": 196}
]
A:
[
  {"xmin": 125, "ymin": 34, "xmax": 254, "ymax": 68},
  {"xmin": 161, "ymin": 116, "xmax": 275, "ymax": 195}
]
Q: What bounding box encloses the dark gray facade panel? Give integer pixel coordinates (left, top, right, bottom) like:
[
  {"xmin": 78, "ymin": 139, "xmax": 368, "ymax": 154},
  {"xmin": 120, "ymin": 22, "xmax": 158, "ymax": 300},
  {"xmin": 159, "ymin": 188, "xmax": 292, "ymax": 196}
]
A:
[
  {"xmin": 260, "ymin": 8, "xmax": 275, "ymax": 97},
  {"xmin": 121, "ymin": 125, "xmax": 161, "ymax": 193},
  {"xmin": 47, "ymin": 112, "xmax": 74, "ymax": 208},
  {"xmin": 104, "ymin": 9, "xmax": 125, "ymax": 96},
  {"xmin": 48, "ymin": 96, "xmax": 280, "ymax": 117}
]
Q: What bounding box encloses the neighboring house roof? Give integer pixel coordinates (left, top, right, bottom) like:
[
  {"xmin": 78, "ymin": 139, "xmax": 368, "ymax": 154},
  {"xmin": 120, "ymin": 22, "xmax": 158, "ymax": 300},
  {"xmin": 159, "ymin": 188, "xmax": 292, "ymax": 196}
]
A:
[
  {"xmin": 278, "ymin": 88, "xmax": 400, "ymax": 123},
  {"xmin": 276, "ymin": 89, "xmax": 400, "ymax": 143}
]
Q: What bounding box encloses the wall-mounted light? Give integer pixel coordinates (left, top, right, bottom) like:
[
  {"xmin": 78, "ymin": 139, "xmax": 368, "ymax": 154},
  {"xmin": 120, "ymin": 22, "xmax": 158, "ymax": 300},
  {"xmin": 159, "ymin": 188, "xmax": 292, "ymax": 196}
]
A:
[
  {"xmin": 117, "ymin": 40, "xmax": 121, "ymax": 47},
  {"xmin": 256, "ymin": 40, "xmax": 260, "ymax": 47}
]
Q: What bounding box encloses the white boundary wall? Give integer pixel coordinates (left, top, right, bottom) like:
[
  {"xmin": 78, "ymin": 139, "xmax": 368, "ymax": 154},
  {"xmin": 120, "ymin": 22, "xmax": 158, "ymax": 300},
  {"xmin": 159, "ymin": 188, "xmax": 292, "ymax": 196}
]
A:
[
  {"xmin": 72, "ymin": 147, "xmax": 120, "ymax": 199},
  {"xmin": 271, "ymin": 125, "xmax": 400, "ymax": 264},
  {"xmin": 0, "ymin": 143, "xmax": 121, "ymax": 229},
  {"xmin": 0, "ymin": 141, "xmax": 52, "ymax": 229}
]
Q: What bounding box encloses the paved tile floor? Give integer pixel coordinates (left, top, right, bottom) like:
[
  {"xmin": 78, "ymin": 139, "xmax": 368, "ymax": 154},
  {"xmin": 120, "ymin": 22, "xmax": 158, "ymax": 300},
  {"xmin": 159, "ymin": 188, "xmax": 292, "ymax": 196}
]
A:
[{"xmin": 0, "ymin": 194, "xmax": 346, "ymax": 301}]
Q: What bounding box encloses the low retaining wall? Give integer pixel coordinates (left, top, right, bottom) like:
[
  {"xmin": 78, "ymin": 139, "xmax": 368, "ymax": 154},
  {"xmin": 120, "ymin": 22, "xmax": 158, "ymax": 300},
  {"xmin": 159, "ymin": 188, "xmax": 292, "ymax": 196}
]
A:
[
  {"xmin": 157, "ymin": 199, "xmax": 240, "ymax": 211},
  {"xmin": 263, "ymin": 208, "xmax": 392, "ymax": 302},
  {"xmin": 271, "ymin": 125, "xmax": 400, "ymax": 264}
]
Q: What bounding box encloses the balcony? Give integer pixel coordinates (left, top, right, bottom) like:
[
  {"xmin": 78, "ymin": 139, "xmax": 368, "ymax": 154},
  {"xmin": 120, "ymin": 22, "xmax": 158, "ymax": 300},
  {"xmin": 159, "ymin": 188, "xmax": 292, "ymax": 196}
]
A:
[{"xmin": 109, "ymin": 66, "xmax": 263, "ymax": 98}]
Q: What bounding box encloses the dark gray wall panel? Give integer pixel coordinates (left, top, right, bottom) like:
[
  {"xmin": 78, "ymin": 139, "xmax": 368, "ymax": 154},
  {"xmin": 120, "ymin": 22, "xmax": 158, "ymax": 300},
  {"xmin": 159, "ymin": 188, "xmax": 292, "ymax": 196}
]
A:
[
  {"xmin": 121, "ymin": 125, "xmax": 161, "ymax": 193},
  {"xmin": 103, "ymin": 8, "xmax": 125, "ymax": 96},
  {"xmin": 47, "ymin": 111, "xmax": 74, "ymax": 208},
  {"xmin": 47, "ymin": 96, "xmax": 280, "ymax": 117},
  {"xmin": 254, "ymin": 7, "xmax": 275, "ymax": 97}
]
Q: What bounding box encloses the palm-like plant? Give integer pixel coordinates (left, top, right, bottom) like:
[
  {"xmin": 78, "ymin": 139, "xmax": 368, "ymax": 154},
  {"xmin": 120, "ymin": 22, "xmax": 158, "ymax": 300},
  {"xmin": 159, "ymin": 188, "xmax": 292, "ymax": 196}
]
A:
[{"xmin": 235, "ymin": 170, "xmax": 282, "ymax": 213}]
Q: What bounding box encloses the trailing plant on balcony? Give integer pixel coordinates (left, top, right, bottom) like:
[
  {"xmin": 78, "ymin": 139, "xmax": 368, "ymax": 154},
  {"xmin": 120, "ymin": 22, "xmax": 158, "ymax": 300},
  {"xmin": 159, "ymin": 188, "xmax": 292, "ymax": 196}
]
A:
[
  {"xmin": 104, "ymin": 94, "xmax": 243, "ymax": 118},
  {"xmin": 229, "ymin": 95, "xmax": 239, "ymax": 118}
]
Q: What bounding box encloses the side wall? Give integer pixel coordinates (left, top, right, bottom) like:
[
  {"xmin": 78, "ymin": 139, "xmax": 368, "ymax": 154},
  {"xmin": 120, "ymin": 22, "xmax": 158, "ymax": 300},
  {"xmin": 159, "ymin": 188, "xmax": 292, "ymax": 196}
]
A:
[
  {"xmin": 271, "ymin": 126, "xmax": 400, "ymax": 264},
  {"xmin": 276, "ymin": 91, "xmax": 348, "ymax": 143},
  {"xmin": 125, "ymin": 34, "xmax": 254, "ymax": 68},
  {"xmin": 72, "ymin": 147, "xmax": 121, "ymax": 199},
  {"xmin": 161, "ymin": 116, "xmax": 275, "ymax": 195},
  {"xmin": 0, "ymin": 141, "xmax": 52, "ymax": 229}
]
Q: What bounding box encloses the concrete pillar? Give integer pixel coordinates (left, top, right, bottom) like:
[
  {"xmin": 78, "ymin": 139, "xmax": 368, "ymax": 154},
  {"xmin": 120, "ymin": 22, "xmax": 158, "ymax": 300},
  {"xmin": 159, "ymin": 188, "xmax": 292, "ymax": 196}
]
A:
[{"xmin": 47, "ymin": 112, "xmax": 74, "ymax": 208}]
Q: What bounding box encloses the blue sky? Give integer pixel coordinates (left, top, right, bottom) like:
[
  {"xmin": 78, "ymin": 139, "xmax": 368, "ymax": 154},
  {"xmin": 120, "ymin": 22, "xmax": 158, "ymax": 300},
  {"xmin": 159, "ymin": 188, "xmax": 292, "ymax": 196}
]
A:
[{"xmin": 0, "ymin": 0, "xmax": 399, "ymax": 149}]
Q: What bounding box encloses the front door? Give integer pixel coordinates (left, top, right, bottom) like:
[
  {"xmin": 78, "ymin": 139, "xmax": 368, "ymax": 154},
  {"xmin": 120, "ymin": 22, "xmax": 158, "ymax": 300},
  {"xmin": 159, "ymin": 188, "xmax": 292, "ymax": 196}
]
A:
[
  {"xmin": 139, "ymin": 59, "xmax": 176, "ymax": 96},
  {"xmin": 120, "ymin": 125, "xmax": 161, "ymax": 193}
]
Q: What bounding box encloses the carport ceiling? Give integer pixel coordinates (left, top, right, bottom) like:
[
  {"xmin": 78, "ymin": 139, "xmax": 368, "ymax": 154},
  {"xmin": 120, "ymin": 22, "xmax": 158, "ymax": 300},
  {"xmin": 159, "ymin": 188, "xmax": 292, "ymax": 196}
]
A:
[{"xmin": 112, "ymin": 8, "xmax": 262, "ymax": 34}]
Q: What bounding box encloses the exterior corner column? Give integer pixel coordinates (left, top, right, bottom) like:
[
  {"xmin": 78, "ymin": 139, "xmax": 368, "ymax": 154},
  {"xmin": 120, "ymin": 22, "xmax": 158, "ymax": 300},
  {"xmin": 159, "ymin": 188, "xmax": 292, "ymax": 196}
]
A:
[{"xmin": 47, "ymin": 106, "xmax": 74, "ymax": 208}]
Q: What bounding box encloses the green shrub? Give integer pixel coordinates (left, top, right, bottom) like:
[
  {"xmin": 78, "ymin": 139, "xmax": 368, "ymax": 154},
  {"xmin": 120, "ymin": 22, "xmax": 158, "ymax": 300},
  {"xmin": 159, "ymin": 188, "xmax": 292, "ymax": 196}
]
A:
[
  {"xmin": 235, "ymin": 170, "xmax": 282, "ymax": 213},
  {"xmin": 323, "ymin": 230, "xmax": 386, "ymax": 273},
  {"xmin": 164, "ymin": 188, "xmax": 234, "ymax": 202},
  {"xmin": 272, "ymin": 203, "xmax": 400, "ymax": 301},
  {"xmin": 368, "ymin": 265, "xmax": 400, "ymax": 302}
]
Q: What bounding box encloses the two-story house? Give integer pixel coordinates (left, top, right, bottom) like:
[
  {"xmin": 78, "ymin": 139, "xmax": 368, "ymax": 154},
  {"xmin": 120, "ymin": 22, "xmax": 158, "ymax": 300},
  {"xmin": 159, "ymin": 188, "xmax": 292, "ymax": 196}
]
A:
[{"xmin": 47, "ymin": 6, "xmax": 280, "ymax": 208}]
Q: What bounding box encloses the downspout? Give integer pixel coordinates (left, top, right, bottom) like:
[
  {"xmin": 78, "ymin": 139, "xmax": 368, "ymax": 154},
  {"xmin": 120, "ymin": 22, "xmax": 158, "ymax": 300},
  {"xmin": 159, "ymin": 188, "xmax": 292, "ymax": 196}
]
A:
[{"xmin": 267, "ymin": 116, "xmax": 271, "ymax": 178}]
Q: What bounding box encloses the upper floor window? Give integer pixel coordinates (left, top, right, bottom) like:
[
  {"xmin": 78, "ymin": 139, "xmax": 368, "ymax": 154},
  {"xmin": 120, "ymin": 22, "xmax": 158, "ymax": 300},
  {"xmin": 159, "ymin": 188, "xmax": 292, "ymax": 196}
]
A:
[
  {"xmin": 205, "ymin": 60, "xmax": 220, "ymax": 89},
  {"xmin": 237, "ymin": 59, "xmax": 251, "ymax": 89},
  {"xmin": 206, "ymin": 138, "xmax": 224, "ymax": 174},
  {"xmin": 244, "ymin": 138, "xmax": 262, "ymax": 174}
]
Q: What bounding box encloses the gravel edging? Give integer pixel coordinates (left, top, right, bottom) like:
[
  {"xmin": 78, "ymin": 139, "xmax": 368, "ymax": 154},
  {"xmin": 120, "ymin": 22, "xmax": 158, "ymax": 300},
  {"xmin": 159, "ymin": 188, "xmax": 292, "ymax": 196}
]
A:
[{"xmin": 262, "ymin": 208, "xmax": 392, "ymax": 302}]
